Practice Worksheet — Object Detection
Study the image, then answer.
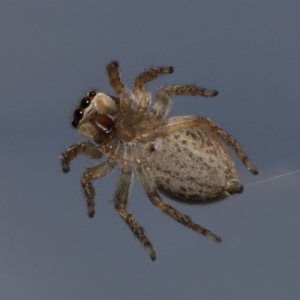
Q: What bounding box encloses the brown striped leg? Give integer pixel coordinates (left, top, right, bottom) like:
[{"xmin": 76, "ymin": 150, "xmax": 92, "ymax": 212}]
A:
[
  {"xmin": 114, "ymin": 169, "xmax": 156, "ymax": 261},
  {"xmin": 60, "ymin": 142, "xmax": 103, "ymax": 173},
  {"xmin": 81, "ymin": 161, "xmax": 116, "ymax": 217},
  {"xmin": 134, "ymin": 66, "xmax": 173, "ymax": 88},
  {"xmin": 106, "ymin": 61, "xmax": 125, "ymax": 97},
  {"xmin": 152, "ymin": 84, "xmax": 218, "ymax": 119},
  {"xmin": 133, "ymin": 66, "xmax": 173, "ymax": 112},
  {"xmin": 137, "ymin": 166, "xmax": 222, "ymax": 243}
]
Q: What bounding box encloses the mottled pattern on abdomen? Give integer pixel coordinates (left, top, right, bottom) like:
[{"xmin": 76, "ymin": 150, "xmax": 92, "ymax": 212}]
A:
[{"xmin": 149, "ymin": 128, "xmax": 243, "ymax": 204}]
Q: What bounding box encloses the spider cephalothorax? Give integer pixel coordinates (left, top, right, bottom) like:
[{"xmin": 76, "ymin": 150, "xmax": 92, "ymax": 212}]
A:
[{"xmin": 61, "ymin": 61, "xmax": 258, "ymax": 261}]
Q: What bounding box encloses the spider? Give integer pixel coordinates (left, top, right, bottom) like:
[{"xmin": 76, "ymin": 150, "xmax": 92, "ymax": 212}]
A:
[{"xmin": 60, "ymin": 61, "xmax": 258, "ymax": 261}]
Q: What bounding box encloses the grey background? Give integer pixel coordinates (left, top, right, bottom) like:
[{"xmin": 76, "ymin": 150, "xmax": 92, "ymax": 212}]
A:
[{"xmin": 1, "ymin": 1, "xmax": 299, "ymax": 299}]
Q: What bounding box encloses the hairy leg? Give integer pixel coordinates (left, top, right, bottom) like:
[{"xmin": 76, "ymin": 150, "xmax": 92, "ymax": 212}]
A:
[
  {"xmin": 60, "ymin": 142, "xmax": 103, "ymax": 173},
  {"xmin": 152, "ymin": 84, "xmax": 218, "ymax": 119},
  {"xmin": 106, "ymin": 61, "xmax": 135, "ymax": 112},
  {"xmin": 134, "ymin": 66, "xmax": 174, "ymax": 88},
  {"xmin": 137, "ymin": 165, "xmax": 222, "ymax": 243},
  {"xmin": 81, "ymin": 160, "xmax": 116, "ymax": 217},
  {"xmin": 106, "ymin": 61, "xmax": 125, "ymax": 97},
  {"xmin": 114, "ymin": 168, "xmax": 156, "ymax": 261},
  {"xmin": 133, "ymin": 66, "xmax": 173, "ymax": 112}
]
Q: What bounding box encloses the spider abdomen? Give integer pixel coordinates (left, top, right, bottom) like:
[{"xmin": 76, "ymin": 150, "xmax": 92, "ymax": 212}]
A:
[{"xmin": 149, "ymin": 127, "xmax": 243, "ymax": 204}]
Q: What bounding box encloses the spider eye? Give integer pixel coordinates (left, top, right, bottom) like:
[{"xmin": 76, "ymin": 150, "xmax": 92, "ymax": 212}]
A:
[
  {"xmin": 88, "ymin": 90, "xmax": 97, "ymax": 98},
  {"xmin": 74, "ymin": 108, "xmax": 83, "ymax": 119},
  {"xmin": 80, "ymin": 97, "xmax": 91, "ymax": 109},
  {"xmin": 71, "ymin": 119, "xmax": 78, "ymax": 128}
]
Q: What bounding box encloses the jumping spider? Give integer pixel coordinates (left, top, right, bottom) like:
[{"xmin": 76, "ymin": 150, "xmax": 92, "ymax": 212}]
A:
[{"xmin": 61, "ymin": 61, "xmax": 258, "ymax": 261}]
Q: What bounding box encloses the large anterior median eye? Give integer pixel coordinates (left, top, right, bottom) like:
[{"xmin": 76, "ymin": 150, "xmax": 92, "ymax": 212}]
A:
[
  {"xmin": 74, "ymin": 108, "xmax": 83, "ymax": 119},
  {"xmin": 80, "ymin": 97, "xmax": 91, "ymax": 109}
]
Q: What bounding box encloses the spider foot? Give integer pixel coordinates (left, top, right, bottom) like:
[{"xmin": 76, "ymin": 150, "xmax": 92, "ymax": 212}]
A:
[{"xmin": 88, "ymin": 206, "xmax": 95, "ymax": 218}]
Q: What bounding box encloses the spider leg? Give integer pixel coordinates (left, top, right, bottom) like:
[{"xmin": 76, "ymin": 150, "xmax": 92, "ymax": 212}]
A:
[
  {"xmin": 60, "ymin": 142, "xmax": 104, "ymax": 173},
  {"xmin": 81, "ymin": 160, "xmax": 116, "ymax": 217},
  {"xmin": 151, "ymin": 84, "xmax": 218, "ymax": 120},
  {"xmin": 133, "ymin": 66, "xmax": 173, "ymax": 113},
  {"xmin": 106, "ymin": 61, "xmax": 136, "ymax": 112},
  {"xmin": 165, "ymin": 116, "xmax": 259, "ymax": 175},
  {"xmin": 114, "ymin": 167, "xmax": 156, "ymax": 261},
  {"xmin": 137, "ymin": 165, "xmax": 222, "ymax": 243},
  {"xmin": 106, "ymin": 61, "xmax": 125, "ymax": 97}
]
